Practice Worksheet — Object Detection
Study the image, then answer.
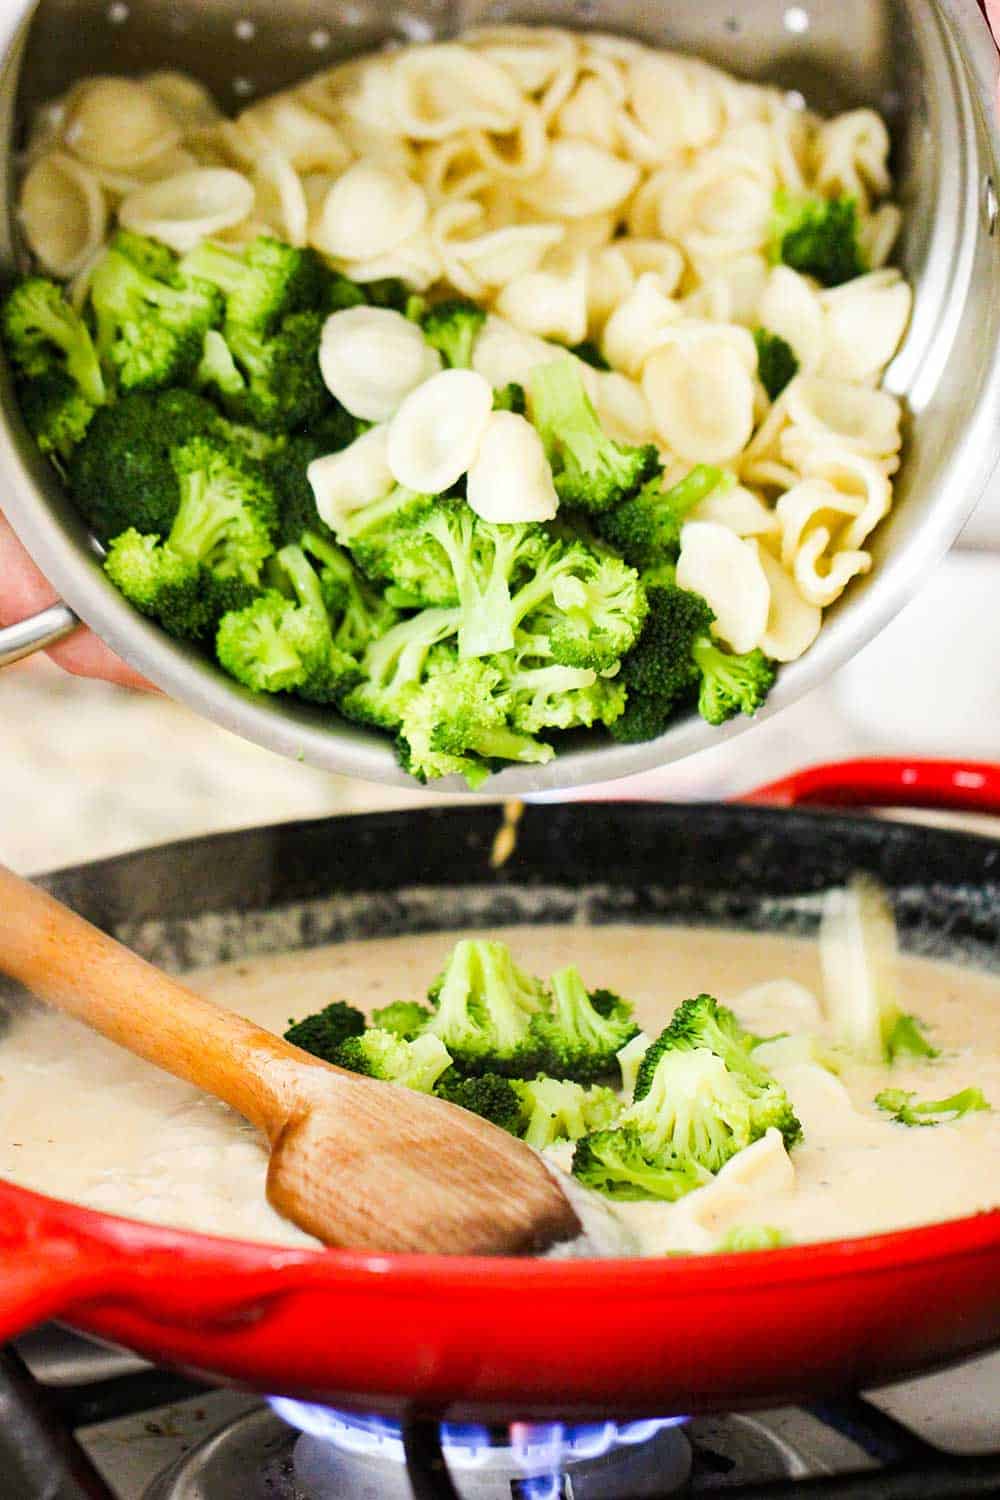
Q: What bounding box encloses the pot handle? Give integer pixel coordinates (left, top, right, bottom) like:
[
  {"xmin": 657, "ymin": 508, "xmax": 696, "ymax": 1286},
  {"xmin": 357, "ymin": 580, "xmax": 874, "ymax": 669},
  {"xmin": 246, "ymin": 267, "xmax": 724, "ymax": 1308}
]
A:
[
  {"xmin": 0, "ymin": 602, "xmax": 78, "ymax": 667},
  {"xmin": 742, "ymin": 757, "xmax": 1000, "ymax": 816},
  {"xmin": 0, "ymin": 1200, "xmax": 120, "ymax": 1343}
]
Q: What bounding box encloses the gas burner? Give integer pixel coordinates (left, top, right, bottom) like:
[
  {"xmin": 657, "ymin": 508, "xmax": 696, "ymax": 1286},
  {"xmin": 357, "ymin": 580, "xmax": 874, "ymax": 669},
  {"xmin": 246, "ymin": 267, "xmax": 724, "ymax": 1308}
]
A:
[{"xmin": 142, "ymin": 1401, "xmax": 854, "ymax": 1499}]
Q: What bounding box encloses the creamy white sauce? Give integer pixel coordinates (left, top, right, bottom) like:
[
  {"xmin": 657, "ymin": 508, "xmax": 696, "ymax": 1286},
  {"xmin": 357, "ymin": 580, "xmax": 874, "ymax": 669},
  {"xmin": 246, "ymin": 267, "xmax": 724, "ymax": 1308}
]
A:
[{"xmin": 1, "ymin": 924, "xmax": 998, "ymax": 1254}]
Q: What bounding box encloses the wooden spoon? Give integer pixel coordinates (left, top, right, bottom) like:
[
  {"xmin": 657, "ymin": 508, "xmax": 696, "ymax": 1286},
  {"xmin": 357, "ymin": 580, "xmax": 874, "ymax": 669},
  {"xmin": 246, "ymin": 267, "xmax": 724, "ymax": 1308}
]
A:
[{"xmin": 0, "ymin": 863, "xmax": 581, "ymax": 1256}]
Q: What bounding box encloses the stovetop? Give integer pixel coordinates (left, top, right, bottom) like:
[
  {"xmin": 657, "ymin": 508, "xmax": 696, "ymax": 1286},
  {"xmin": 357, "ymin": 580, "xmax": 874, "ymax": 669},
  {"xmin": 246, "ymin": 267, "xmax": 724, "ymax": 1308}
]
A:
[{"xmin": 5, "ymin": 1325, "xmax": 999, "ymax": 1499}]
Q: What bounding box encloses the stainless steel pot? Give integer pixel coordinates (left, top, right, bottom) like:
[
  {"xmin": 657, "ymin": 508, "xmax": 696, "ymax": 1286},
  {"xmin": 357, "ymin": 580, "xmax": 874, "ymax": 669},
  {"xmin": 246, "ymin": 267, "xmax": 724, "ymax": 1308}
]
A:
[{"xmin": 0, "ymin": 0, "xmax": 998, "ymax": 792}]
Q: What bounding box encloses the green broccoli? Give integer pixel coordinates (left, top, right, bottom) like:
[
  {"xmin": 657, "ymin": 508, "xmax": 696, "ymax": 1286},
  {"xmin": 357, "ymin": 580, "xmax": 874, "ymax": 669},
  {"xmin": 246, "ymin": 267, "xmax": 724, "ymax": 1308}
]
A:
[
  {"xmin": 753, "ymin": 328, "xmax": 799, "ymax": 400},
  {"xmin": 284, "ymin": 999, "xmax": 367, "ymax": 1061},
  {"xmin": 103, "ymin": 527, "xmax": 211, "ymax": 640},
  {"xmin": 334, "ymin": 1027, "xmax": 453, "ymax": 1092},
  {"xmin": 493, "ymin": 631, "xmax": 626, "ymax": 734},
  {"xmin": 692, "ymin": 634, "xmax": 776, "ymax": 727},
  {"xmin": 625, "ymin": 1046, "xmax": 761, "ymax": 1175},
  {"xmin": 423, "ymin": 938, "xmax": 547, "ymax": 1077},
  {"xmin": 513, "ymin": 1076, "xmax": 620, "ymax": 1150},
  {"xmin": 364, "ymin": 277, "xmax": 410, "ymax": 312},
  {"xmin": 68, "ymin": 388, "xmax": 227, "ymax": 542},
  {"xmin": 596, "ymin": 466, "xmax": 730, "ymax": 571},
  {"xmin": 301, "ymin": 531, "xmax": 398, "ymax": 659},
  {"xmin": 334, "ymin": 486, "xmax": 455, "ymax": 604},
  {"xmin": 572, "ymin": 1124, "xmax": 712, "ymax": 1201},
  {"xmin": 397, "ymin": 656, "xmax": 554, "ymax": 786},
  {"xmin": 89, "ymin": 236, "xmax": 220, "ymax": 391},
  {"xmin": 435, "ymin": 1069, "xmax": 524, "ymax": 1132},
  {"xmin": 216, "ymin": 543, "xmax": 359, "ymax": 702},
  {"xmin": 14, "ymin": 370, "xmax": 98, "ymax": 461},
  {"xmin": 219, "ymin": 310, "xmax": 331, "ymax": 433},
  {"xmin": 567, "ymin": 339, "xmax": 610, "ymax": 370},
  {"xmin": 639, "ymin": 994, "xmax": 802, "ymax": 1149},
  {"xmin": 196, "ymin": 328, "xmax": 246, "ymax": 398},
  {"xmin": 717, "ymin": 1224, "xmax": 790, "ymax": 1252},
  {"xmin": 514, "ymin": 539, "xmax": 648, "ymax": 673},
  {"xmin": 887, "ymin": 1014, "xmax": 939, "ymax": 1061},
  {"xmin": 179, "ymin": 236, "xmax": 326, "ymax": 333},
  {"xmin": 2, "ymin": 276, "xmax": 106, "ymax": 407},
  {"xmin": 530, "ymin": 966, "xmax": 639, "ymax": 1082},
  {"xmin": 339, "ymin": 607, "xmax": 459, "ymax": 729},
  {"xmin": 419, "ymin": 298, "xmax": 486, "ymax": 368},
  {"xmin": 768, "ymin": 189, "xmax": 867, "ymax": 287},
  {"xmin": 372, "ymin": 1000, "xmax": 434, "ymax": 1039},
  {"xmin": 526, "ymin": 357, "xmax": 659, "ymax": 511},
  {"xmin": 420, "ymin": 503, "xmax": 549, "ymax": 658},
  {"xmin": 166, "ymin": 435, "xmax": 277, "ymax": 585},
  {"xmin": 875, "ymin": 1087, "xmax": 989, "ymax": 1127},
  {"xmin": 616, "ymin": 1031, "xmax": 651, "ymax": 1097},
  {"xmin": 608, "ymin": 583, "xmax": 713, "ymax": 743}
]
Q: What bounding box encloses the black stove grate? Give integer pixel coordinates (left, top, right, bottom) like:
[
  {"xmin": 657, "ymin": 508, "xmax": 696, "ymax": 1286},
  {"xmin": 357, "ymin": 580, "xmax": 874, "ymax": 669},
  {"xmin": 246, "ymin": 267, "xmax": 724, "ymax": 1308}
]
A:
[{"xmin": 3, "ymin": 1341, "xmax": 1000, "ymax": 1500}]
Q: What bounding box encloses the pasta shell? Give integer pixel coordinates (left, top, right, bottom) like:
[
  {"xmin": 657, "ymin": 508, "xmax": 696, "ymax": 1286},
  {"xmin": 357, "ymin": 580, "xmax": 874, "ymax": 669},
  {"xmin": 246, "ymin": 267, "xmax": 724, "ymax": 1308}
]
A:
[
  {"xmin": 692, "ymin": 483, "xmax": 779, "ymax": 540},
  {"xmin": 63, "ymin": 77, "xmax": 182, "ymax": 169},
  {"xmin": 319, "ymin": 306, "xmax": 441, "ymax": 422},
  {"xmin": 517, "ymin": 140, "xmax": 639, "ymax": 219},
  {"xmin": 757, "ymin": 266, "xmax": 826, "ymax": 370},
  {"xmin": 784, "ymin": 376, "xmax": 902, "ymax": 460},
  {"xmin": 793, "ymin": 526, "xmax": 872, "ymax": 608},
  {"xmin": 465, "ymin": 25, "xmax": 580, "ymax": 96},
  {"xmin": 144, "ymin": 71, "xmax": 222, "ymax": 130},
  {"xmin": 818, "ymin": 271, "xmax": 912, "ymax": 383},
  {"xmin": 239, "ymin": 95, "xmax": 351, "ymax": 174},
  {"xmin": 18, "ymin": 151, "xmax": 107, "ymax": 277},
  {"xmin": 466, "ymin": 411, "xmax": 559, "ymax": 523},
  {"xmin": 627, "ymin": 54, "xmax": 727, "ymax": 156},
  {"xmin": 252, "ymin": 149, "xmax": 308, "ymax": 247},
  {"xmin": 118, "ymin": 168, "xmax": 255, "ymax": 253},
  {"xmin": 585, "ymin": 246, "xmax": 635, "ymax": 334},
  {"xmin": 471, "ymin": 314, "xmax": 563, "ymax": 389},
  {"xmin": 676, "ymin": 521, "xmax": 770, "ymax": 654},
  {"xmin": 392, "ymin": 45, "xmax": 525, "ymax": 140},
  {"xmin": 312, "ymin": 162, "xmax": 427, "ymax": 261},
  {"xmin": 775, "ymin": 479, "xmax": 864, "ymax": 570},
  {"xmin": 387, "ymin": 369, "xmax": 494, "ymax": 494},
  {"xmin": 754, "ymin": 541, "xmax": 823, "ymax": 662},
  {"xmin": 89, "ymin": 146, "xmax": 200, "ymax": 200},
  {"xmin": 643, "ymin": 336, "xmax": 756, "ymax": 464},
  {"xmin": 495, "ymin": 253, "xmax": 589, "ymax": 345},
  {"xmin": 307, "ymin": 426, "xmax": 394, "ymax": 532},
  {"xmin": 601, "ymin": 273, "xmax": 681, "ymax": 378}
]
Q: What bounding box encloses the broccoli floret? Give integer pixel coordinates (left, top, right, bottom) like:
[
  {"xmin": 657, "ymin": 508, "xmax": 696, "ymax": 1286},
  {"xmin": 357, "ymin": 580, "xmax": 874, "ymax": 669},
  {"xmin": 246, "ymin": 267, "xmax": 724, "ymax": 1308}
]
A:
[
  {"xmin": 493, "ymin": 381, "xmax": 526, "ymax": 414},
  {"xmin": 217, "ymin": 543, "xmax": 359, "ymax": 702},
  {"xmin": 692, "ymin": 635, "xmax": 776, "ymax": 726},
  {"xmin": 423, "ymin": 938, "xmax": 547, "ymax": 1077},
  {"xmin": 886, "ymin": 1013, "xmax": 939, "ymax": 1061},
  {"xmin": 572, "ymin": 1124, "xmax": 711, "ymax": 1202},
  {"xmin": 68, "ymin": 388, "xmax": 226, "ymax": 542},
  {"xmin": 530, "ymin": 966, "xmax": 639, "ymax": 1082},
  {"xmin": 625, "ymin": 1046, "xmax": 761, "ymax": 1174},
  {"xmin": 596, "ymin": 466, "xmax": 730, "ymax": 571},
  {"xmin": 2, "ymin": 276, "xmax": 106, "ymax": 406},
  {"xmin": 875, "ymin": 1087, "xmax": 990, "ymax": 1126},
  {"xmin": 89, "ymin": 239, "xmax": 220, "ymax": 391},
  {"xmin": 301, "ymin": 531, "xmax": 398, "ymax": 658},
  {"xmin": 335, "ymin": 486, "xmax": 455, "ymax": 603},
  {"xmin": 494, "ymin": 631, "xmax": 626, "ymax": 734},
  {"xmin": 364, "ymin": 277, "xmax": 409, "ymax": 312},
  {"xmin": 196, "ymin": 327, "xmax": 246, "ymax": 398},
  {"xmin": 221, "ymin": 311, "xmax": 331, "ymax": 433},
  {"xmin": 284, "ymin": 999, "xmax": 366, "ymax": 1061},
  {"xmin": 419, "ymin": 298, "xmax": 486, "ymax": 368},
  {"xmin": 323, "ymin": 269, "xmax": 368, "ymax": 315},
  {"xmin": 179, "ymin": 236, "xmax": 326, "ymax": 333},
  {"xmin": 435, "ymin": 1069, "xmax": 524, "ymax": 1132},
  {"xmin": 526, "ymin": 357, "xmax": 658, "ymax": 512},
  {"xmin": 421, "ymin": 503, "xmax": 549, "ymax": 658},
  {"xmin": 717, "ymin": 1224, "xmax": 790, "ymax": 1252},
  {"xmin": 340, "ymin": 607, "xmax": 459, "ymax": 729},
  {"xmin": 334, "ymin": 1027, "xmax": 453, "ymax": 1092},
  {"xmin": 616, "ymin": 1031, "xmax": 651, "ymax": 1097},
  {"xmin": 753, "ymin": 327, "xmax": 799, "ymax": 400},
  {"xmin": 167, "ymin": 435, "xmax": 276, "ymax": 584},
  {"xmin": 641, "ymin": 994, "xmax": 802, "ymax": 1150},
  {"xmin": 398, "ymin": 656, "xmax": 553, "ymax": 786},
  {"xmin": 15, "ymin": 370, "xmax": 98, "ymax": 461},
  {"xmin": 607, "ymin": 583, "xmax": 714, "ymax": 742},
  {"xmin": 768, "ymin": 189, "xmax": 867, "ymax": 287},
  {"xmin": 513, "ymin": 1076, "xmax": 620, "ymax": 1150},
  {"xmin": 104, "ymin": 527, "xmax": 211, "ymax": 640},
  {"xmin": 372, "ymin": 1000, "xmax": 434, "ymax": 1039},
  {"xmin": 515, "ymin": 539, "xmax": 648, "ymax": 672}
]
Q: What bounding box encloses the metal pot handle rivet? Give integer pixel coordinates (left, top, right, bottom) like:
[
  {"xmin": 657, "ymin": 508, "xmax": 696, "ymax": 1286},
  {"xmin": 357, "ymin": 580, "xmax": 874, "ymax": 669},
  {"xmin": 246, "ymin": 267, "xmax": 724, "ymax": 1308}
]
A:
[{"xmin": 0, "ymin": 602, "xmax": 78, "ymax": 667}]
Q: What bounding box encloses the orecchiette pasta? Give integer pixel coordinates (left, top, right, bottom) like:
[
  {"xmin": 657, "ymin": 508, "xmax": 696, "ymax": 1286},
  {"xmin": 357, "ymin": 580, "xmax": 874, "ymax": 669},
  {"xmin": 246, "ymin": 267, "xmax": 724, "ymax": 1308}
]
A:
[{"xmin": 18, "ymin": 26, "xmax": 913, "ymax": 690}]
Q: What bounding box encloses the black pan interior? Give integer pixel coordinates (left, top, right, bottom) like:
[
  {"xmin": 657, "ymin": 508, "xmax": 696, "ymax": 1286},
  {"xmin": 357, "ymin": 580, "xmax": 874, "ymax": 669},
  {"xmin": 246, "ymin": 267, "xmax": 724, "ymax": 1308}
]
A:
[{"xmin": 20, "ymin": 803, "xmax": 1000, "ymax": 982}]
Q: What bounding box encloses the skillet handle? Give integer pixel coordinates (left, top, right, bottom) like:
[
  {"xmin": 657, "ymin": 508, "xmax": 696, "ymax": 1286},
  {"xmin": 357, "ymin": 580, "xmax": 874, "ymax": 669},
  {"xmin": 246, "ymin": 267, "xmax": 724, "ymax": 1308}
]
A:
[
  {"xmin": 742, "ymin": 757, "xmax": 1000, "ymax": 816},
  {"xmin": 0, "ymin": 1197, "xmax": 120, "ymax": 1343},
  {"xmin": 0, "ymin": 602, "xmax": 78, "ymax": 667}
]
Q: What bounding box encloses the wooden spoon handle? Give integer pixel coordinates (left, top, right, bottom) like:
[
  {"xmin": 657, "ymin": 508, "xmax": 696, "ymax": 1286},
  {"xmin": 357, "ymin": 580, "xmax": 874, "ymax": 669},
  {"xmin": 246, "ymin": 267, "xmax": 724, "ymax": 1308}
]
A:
[{"xmin": 0, "ymin": 863, "xmax": 315, "ymax": 1138}]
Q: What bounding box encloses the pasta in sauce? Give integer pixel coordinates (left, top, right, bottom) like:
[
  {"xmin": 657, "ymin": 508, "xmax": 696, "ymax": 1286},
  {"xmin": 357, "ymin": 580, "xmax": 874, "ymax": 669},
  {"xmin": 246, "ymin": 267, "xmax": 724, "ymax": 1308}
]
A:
[{"xmin": 17, "ymin": 27, "xmax": 912, "ymax": 665}]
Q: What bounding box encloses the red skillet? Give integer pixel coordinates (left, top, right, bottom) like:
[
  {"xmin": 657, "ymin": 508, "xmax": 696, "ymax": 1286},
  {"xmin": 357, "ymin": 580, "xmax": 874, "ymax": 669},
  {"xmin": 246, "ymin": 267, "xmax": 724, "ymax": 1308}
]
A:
[{"xmin": 0, "ymin": 757, "xmax": 998, "ymax": 1420}]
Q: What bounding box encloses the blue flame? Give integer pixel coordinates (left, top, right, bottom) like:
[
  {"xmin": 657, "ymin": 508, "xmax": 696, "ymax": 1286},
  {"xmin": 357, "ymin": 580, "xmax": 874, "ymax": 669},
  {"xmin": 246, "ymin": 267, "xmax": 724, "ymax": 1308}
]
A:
[{"xmin": 268, "ymin": 1397, "xmax": 688, "ymax": 1481}]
